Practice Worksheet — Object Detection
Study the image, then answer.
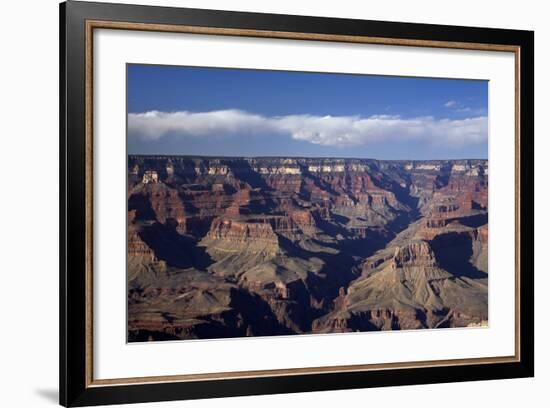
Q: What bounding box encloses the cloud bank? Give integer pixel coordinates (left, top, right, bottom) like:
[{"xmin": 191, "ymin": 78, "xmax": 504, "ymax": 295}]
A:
[{"xmin": 128, "ymin": 109, "xmax": 487, "ymax": 148}]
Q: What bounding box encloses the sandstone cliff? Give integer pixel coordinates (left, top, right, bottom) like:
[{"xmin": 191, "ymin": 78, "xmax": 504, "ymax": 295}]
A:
[{"xmin": 127, "ymin": 156, "xmax": 488, "ymax": 341}]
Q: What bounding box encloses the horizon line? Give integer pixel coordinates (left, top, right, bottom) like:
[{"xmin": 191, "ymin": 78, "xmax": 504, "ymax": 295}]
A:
[{"xmin": 127, "ymin": 153, "xmax": 488, "ymax": 162}]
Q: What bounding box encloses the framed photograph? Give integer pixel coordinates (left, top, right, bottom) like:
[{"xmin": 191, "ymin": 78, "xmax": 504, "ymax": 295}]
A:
[{"xmin": 60, "ymin": 1, "xmax": 534, "ymax": 406}]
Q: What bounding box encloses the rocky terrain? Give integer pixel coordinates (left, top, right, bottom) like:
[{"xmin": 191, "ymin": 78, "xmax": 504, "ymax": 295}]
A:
[{"xmin": 127, "ymin": 156, "xmax": 488, "ymax": 341}]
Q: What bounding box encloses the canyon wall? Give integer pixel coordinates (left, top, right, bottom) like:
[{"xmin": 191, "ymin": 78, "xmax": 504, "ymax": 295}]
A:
[{"xmin": 127, "ymin": 156, "xmax": 488, "ymax": 341}]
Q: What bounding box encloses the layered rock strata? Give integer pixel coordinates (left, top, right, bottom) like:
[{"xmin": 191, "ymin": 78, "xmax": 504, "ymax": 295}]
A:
[{"xmin": 127, "ymin": 156, "xmax": 488, "ymax": 341}]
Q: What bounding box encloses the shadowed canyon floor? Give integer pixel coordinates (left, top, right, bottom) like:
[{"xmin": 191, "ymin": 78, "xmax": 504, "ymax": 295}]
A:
[{"xmin": 127, "ymin": 156, "xmax": 488, "ymax": 341}]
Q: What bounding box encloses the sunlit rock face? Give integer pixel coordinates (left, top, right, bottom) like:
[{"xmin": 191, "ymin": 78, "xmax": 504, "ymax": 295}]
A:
[{"xmin": 127, "ymin": 156, "xmax": 488, "ymax": 341}]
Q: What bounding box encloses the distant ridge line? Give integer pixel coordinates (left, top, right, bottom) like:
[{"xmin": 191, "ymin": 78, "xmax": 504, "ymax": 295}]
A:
[{"xmin": 127, "ymin": 154, "xmax": 488, "ymax": 162}]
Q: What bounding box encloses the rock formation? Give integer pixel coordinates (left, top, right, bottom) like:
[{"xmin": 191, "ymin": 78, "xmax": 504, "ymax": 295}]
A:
[{"xmin": 127, "ymin": 156, "xmax": 488, "ymax": 341}]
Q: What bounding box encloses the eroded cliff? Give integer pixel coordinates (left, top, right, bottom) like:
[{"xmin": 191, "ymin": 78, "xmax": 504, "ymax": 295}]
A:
[{"xmin": 127, "ymin": 156, "xmax": 488, "ymax": 341}]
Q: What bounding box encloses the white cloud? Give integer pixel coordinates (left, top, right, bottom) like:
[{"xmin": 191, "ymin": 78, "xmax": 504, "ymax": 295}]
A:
[
  {"xmin": 128, "ymin": 109, "xmax": 487, "ymax": 148},
  {"xmin": 444, "ymin": 100, "xmax": 486, "ymax": 116}
]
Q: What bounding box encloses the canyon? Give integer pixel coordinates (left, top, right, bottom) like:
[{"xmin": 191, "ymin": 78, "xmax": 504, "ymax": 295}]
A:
[{"xmin": 127, "ymin": 155, "xmax": 488, "ymax": 341}]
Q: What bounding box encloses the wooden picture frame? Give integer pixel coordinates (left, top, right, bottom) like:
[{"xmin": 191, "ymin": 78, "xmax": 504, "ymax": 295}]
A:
[{"xmin": 60, "ymin": 1, "xmax": 534, "ymax": 406}]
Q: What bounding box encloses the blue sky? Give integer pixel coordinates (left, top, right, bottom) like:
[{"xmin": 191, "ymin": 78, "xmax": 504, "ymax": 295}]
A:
[{"xmin": 127, "ymin": 64, "xmax": 488, "ymax": 160}]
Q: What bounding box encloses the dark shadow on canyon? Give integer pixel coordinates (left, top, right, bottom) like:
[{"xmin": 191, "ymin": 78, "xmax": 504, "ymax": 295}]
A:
[
  {"xmin": 430, "ymin": 232, "xmax": 487, "ymax": 279},
  {"xmin": 138, "ymin": 222, "xmax": 214, "ymax": 270}
]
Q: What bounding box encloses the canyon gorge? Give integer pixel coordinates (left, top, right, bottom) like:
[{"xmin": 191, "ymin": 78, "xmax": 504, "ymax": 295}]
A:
[{"xmin": 127, "ymin": 155, "xmax": 488, "ymax": 341}]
